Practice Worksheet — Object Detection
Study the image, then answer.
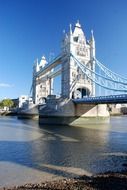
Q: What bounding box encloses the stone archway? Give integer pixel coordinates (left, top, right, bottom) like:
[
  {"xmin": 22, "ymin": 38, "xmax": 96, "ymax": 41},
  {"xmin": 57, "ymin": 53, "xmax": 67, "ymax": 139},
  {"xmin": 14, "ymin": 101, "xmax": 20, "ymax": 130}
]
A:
[
  {"xmin": 72, "ymin": 87, "xmax": 90, "ymax": 99},
  {"xmin": 39, "ymin": 97, "xmax": 47, "ymax": 104}
]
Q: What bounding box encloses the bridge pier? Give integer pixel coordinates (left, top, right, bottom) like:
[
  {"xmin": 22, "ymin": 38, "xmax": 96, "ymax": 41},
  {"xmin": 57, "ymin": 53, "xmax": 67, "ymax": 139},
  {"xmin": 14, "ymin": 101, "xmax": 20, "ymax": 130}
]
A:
[{"xmin": 39, "ymin": 97, "xmax": 110, "ymax": 126}]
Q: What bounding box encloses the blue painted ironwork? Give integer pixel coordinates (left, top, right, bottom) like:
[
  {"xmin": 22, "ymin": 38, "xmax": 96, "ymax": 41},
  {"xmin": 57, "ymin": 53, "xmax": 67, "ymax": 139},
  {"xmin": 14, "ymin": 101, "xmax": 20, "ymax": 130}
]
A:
[
  {"xmin": 31, "ymin": 51, "xmax": 127, "ymax": 101},
  {"xmin": 73, "ymin": 94, "xmax": 127, "ymax": 104},
  {"xmin": 95, "ymin": 58, "xmax": 127, "ymax": 82},
  {"xmin": 71, "ymin": 53, "xmax": 127, "ymax": 93}
]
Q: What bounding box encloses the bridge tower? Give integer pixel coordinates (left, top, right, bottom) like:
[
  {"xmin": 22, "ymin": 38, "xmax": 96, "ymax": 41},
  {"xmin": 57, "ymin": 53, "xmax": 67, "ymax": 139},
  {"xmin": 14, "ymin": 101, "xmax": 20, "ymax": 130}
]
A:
[
  {"xmin": 32, "ymin": 56, "xmax": 53, "ymax": 104},
  {"xmin": 61, "ymin": 21, "xmax": 95, "ymax": 99}
]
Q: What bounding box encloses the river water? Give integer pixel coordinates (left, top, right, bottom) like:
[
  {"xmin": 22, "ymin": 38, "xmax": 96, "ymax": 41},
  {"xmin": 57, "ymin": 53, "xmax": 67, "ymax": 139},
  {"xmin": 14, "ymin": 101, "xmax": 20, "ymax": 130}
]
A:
[{"xmin": 0, "ymin": 116, "xmax": 127, "ymax": 187}]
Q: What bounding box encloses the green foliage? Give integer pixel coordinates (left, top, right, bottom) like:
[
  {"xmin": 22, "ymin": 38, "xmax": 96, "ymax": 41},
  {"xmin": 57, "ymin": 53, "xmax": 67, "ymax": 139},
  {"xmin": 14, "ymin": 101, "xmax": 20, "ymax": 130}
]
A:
[
  {"xmin": 0, "ymin": 101, "xmax": 3, "ymax": 108},
  {"xmin": 0, "ymin": 99, "xmax": 14, "ymax": 108}
]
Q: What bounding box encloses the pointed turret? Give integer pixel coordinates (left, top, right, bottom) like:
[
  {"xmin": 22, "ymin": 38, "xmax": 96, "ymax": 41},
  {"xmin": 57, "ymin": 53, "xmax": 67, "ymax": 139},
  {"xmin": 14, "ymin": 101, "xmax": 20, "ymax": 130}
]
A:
[
  {"xmin": 73, "ymin": 21, "xmax": 84, "ymax": 36},
  {"xmin": 90, "ymin": 30, "xmax": 95, "ymax": 59},
  {"xmin": 36, "ymin": 58, "xmax": 39, "ymax": 72},
  {"xmin": 90, "ymin": 30, "xmax": 95, "ymax": 46},
  {"xmin": 39, "ymin": 56, "xmax": 47, "ymax": 68},
  {"xmin": 75, "ymin": 20, "xmax": 81, "ymax": 28},
  {"xmin": 68, "ymin": 23, "xmax": 73, "ymax": 52},
  {"xmin": 73, "ymin": 21, "xmax": 86, "ymax": 44},
  {"xmin": 69, "ymin": 24, "xmax": 72, "ymax": 35}
]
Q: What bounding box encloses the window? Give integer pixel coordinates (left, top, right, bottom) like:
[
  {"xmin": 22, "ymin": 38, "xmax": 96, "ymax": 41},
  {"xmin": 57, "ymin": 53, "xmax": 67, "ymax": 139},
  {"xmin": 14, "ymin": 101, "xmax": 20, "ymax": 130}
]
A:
[{"xmin": 73, "ymin": 36, "xmax": 78, "ymax": 42}]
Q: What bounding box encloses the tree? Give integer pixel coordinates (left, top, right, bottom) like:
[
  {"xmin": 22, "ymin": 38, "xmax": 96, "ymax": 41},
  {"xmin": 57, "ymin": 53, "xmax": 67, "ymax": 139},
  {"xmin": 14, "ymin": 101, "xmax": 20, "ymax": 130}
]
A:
[
  {"xmin": 0, "ymin": 101, "xmax": 3, "ymax": 108},
  {"xmin": 1, "ymin": 99, "xmax": 14, "ymax": 108}
]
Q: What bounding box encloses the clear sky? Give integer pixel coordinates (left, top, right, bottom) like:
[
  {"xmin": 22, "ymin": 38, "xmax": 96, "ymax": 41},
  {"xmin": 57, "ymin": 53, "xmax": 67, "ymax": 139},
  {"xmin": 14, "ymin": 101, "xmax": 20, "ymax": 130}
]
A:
[{"xmin": 0, "ymin": 0, "xmax": 127, "ymax": 99}]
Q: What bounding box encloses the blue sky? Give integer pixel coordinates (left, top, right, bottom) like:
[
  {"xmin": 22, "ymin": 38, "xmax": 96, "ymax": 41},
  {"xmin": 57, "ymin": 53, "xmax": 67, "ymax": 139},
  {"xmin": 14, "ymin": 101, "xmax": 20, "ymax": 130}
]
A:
[{"xmin": 0, "ymin": 0, "xmax": 127, "ymax": 99}]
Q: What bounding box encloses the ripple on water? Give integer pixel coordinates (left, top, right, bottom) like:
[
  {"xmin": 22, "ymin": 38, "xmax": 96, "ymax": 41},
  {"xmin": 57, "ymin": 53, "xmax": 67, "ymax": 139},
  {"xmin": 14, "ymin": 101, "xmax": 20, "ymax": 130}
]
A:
[{"xmin": 0, "ymin": 116, "xmax": 127, "ymax": 187}]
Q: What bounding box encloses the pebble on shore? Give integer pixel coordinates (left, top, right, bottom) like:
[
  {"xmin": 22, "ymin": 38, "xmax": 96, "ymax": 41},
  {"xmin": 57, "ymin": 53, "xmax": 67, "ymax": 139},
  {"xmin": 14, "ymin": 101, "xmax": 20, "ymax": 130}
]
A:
[{"xmin": 1, "ymin": 172, "xmax": 127, "ymax": 190}]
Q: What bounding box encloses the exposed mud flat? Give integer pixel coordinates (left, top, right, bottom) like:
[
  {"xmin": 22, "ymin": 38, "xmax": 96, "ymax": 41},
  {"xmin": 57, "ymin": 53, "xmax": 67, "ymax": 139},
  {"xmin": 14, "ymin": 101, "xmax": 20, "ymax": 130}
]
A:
[{"xmin": 1, "ymin": 171, "xmax": 127, "ymax": 190}]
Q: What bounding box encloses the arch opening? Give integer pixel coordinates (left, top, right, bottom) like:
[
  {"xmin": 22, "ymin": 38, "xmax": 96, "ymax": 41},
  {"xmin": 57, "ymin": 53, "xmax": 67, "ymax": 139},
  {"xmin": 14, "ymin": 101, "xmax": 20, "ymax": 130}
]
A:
[{"xmin": 72, "ymin": 87, "xmax": 90, "ymax": 99}]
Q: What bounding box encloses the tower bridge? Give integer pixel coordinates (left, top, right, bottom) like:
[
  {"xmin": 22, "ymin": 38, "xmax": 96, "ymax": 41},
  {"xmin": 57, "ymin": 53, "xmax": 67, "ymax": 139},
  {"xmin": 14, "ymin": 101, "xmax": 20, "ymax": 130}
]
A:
[
  {"xmin": 30, "ymin": 21, "xmax": 127, "ymax": 125},
  {"xmin": 32, "ymin": 21, "xmax": 96, "ymax": 104}
]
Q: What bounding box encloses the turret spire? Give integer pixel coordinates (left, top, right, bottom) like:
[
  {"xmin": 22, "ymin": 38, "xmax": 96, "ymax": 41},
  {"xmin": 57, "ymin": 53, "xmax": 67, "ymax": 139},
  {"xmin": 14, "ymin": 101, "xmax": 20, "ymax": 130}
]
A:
[
  {"xmin": 75, "ymin": 20, "xmax": 81, "ymax": 28},
  {"xmin": 36, "ymin": 58, "xmax": 39, "ymax": 72},
  {"xmin": 91, "ymin": 29, "xmax": 95, "ymax": 41},
  {"xmin": 90, "ymin": 29, "xmax": 95, "ymax": 59},
  {"xmin": 69, "ymin": 24, "xmax": 72, "ymax": 35}
]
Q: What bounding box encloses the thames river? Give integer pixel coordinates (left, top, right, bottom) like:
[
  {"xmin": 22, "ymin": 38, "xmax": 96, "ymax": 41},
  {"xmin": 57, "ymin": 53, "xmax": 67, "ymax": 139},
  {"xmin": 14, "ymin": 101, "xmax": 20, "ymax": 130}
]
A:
[{"xmin": 0, "ymin": 116, "xmax": 127, "ymax": 187}]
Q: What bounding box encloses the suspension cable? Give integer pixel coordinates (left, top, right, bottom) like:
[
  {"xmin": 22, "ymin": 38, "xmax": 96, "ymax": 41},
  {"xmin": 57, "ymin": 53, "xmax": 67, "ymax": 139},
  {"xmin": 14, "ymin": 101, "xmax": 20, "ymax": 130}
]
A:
[
  {"xmin": 71, "ymin": 54, "xmax": 127, "ymax": 92},
  {"xmin": 71, "ymin": 53, "xmax": 127, "ymax": 85}
]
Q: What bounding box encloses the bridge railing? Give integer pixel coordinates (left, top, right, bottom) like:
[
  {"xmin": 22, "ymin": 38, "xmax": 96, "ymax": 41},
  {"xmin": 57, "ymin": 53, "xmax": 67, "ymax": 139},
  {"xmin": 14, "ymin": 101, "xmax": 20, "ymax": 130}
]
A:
[{"xmin": 73, "ymin": 94, "xmax": 127, "ymax": 104}]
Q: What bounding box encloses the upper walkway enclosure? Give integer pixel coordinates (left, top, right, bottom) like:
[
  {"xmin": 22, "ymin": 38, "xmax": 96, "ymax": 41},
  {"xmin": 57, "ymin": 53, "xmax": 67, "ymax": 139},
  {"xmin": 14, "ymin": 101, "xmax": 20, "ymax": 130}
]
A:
[{"xmin": 31, "ymin": 21, "xmax": 127, "ymax": 105}]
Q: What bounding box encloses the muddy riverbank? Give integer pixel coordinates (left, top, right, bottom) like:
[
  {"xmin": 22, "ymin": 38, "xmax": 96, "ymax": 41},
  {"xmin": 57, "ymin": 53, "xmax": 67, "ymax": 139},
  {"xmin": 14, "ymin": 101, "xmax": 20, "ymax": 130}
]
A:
[{"xmin": 1, "ymin": 171, "xmax": 127, "ymax": 190}]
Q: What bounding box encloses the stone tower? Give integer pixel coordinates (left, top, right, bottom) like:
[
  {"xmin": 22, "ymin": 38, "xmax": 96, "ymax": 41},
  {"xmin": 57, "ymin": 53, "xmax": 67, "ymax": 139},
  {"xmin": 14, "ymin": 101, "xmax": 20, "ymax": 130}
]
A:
[
  {"xmin": 32, "ymin": 56, "xmax": 53, "ymax": 104},
  {"xmin": 61, "ymin": 21, "xmax": 95, "ymax": 99}
]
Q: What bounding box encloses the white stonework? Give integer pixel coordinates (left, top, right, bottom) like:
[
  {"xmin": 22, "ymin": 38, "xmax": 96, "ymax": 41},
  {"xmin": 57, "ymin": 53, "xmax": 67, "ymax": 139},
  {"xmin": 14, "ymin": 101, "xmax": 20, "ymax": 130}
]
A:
[
  {"xmin": 32, "ymin": 56, "xmax": 53, "ymax": 104},
  {"xmin": 61, "ymin": 21, "xmax": 95, "ymax": 99},
  {"xmin": 39, "ymin": 97, "xmax": 110, "ymax": 125},
  {"xmin": 32, "ymin": 21, "xmax": 95, "ymax": 104}
]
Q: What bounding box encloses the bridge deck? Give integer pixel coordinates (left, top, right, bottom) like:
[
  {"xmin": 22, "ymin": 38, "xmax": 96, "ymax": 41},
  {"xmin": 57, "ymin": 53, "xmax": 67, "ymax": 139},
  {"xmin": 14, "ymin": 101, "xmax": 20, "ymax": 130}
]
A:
[{"xmin": 73, "ymin": 94, "xmax": 127, "ymax": 104}]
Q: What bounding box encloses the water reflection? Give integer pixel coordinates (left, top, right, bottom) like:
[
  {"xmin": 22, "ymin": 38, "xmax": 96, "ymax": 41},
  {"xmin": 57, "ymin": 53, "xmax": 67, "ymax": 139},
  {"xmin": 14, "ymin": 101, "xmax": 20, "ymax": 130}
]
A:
[{"xmin": 0, "ymin": 116, "xmax": 127, "ymax": 186}]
